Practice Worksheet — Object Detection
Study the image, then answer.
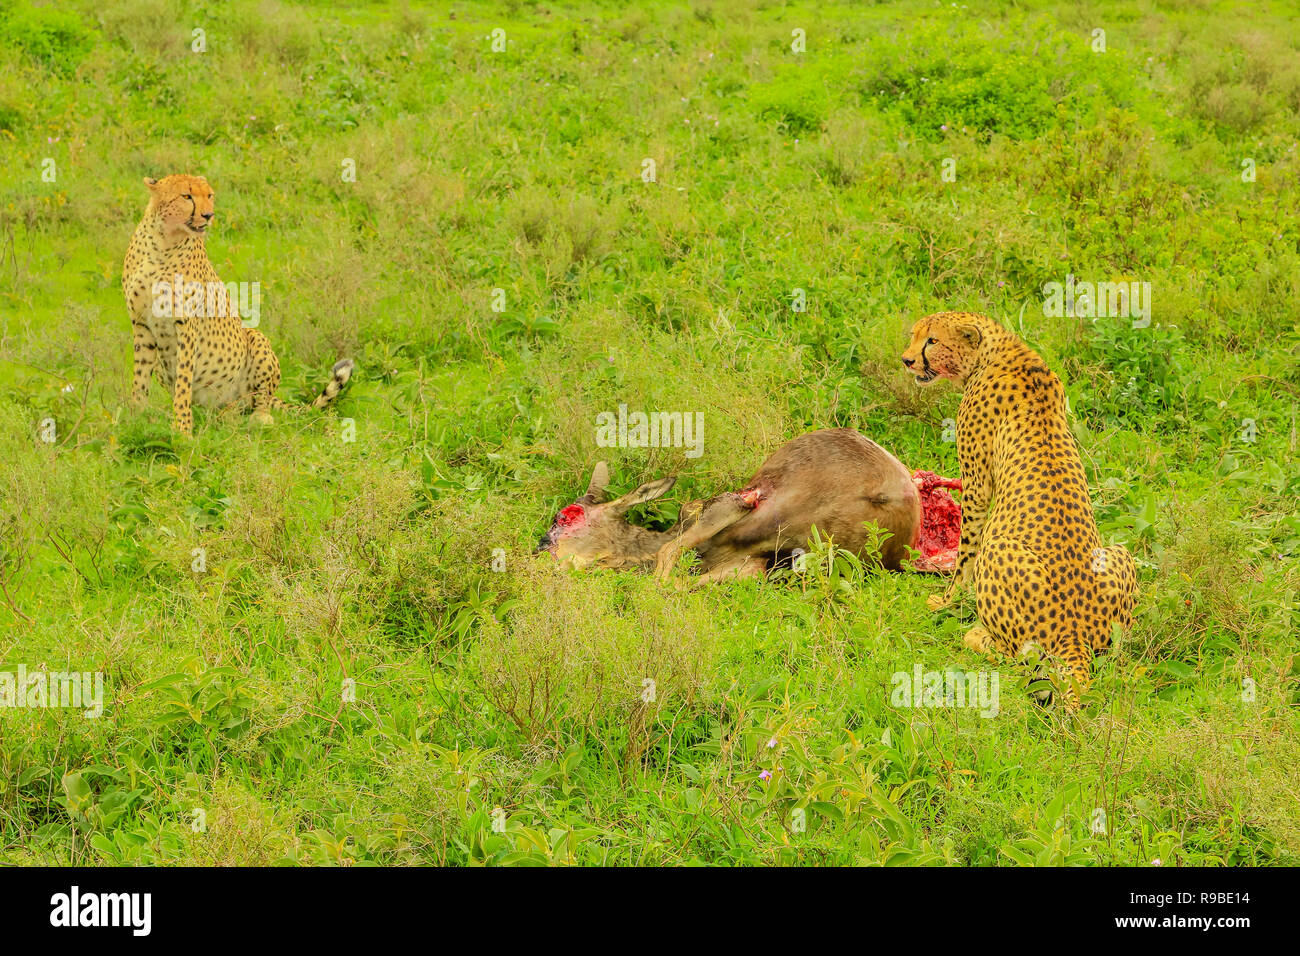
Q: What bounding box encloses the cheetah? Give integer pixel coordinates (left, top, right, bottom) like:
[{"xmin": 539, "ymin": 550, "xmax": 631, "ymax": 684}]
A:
[
  {"xmin": 123, "ymin": 174, "xmax": 353, "ymax": 435},
  {"xmin": 901, "ymin": 311, "xmax": 1136, "ymax": 707}
]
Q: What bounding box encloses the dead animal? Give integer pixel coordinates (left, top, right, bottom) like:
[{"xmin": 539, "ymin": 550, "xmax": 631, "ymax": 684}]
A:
[{"xmin": 536, "ymin": 428, "xmax": 962, "ymax": 581}]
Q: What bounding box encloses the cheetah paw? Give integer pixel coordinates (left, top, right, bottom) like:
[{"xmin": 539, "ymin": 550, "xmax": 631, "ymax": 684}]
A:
[
  {"xmin": 926, "ymin": 592, "xmax": 951, "ymax": 611},
  {"xmin": 250, "ymin": 410, "xmax": 274, "ymax": 427},
  {"xmin": 962, "ymin": 625, "xmax": 992, "ymax": 653}
]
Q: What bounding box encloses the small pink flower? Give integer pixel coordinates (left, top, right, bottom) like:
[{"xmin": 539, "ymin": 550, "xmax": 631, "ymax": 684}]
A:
[
  {"xmin": 766, "ymin": 737, "xmax": 777, "ymax": 749},
  {"xmin": 759, "ymin": 770, "xmax": 772, "ymax": 781}
]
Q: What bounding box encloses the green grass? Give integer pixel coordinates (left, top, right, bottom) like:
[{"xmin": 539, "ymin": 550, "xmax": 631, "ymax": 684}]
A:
[{"xmin": 1, "ymin": 0, "xmax": 1298, "ymax": 866}]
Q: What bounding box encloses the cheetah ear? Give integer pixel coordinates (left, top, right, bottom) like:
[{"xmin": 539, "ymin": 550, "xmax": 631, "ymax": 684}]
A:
[
  {"xmin": 143, "ymin": 177, "xmax": 159, "ymax": 190},
  {"xmin": 955, "ymin": 323, "xmax": 982, "ymax": 348}
]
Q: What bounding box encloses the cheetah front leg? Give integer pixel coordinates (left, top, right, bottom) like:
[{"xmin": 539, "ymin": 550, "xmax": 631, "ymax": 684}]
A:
[
  {"xmin": 171, "ymin": 319, "xmax": 196, "ymax": 435},
  {"xmin": 131, "ymin": 321, "xmax": 159, "ymax": 406}
]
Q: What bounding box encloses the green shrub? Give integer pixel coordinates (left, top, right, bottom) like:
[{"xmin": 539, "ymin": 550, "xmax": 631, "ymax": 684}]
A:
[
  {"xmin": 0, "ymin": 2, "xmax": 96, "ymax": 75},
  {"xmin": 1071, "ymin": 318, "xmax": 1186, "ymax": 429},
  {"xmin": 750, "ymin": 66, "xmax": 832, "ymax": 134},
  {"xmin": 860, "ymin": 19, "xmax": 1134, "ymax": 142}
]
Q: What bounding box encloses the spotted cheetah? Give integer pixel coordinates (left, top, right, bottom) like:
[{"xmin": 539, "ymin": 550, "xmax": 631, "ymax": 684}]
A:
[
  {"xmin": 123, "ymin": 174, "xmax": 353, "ymax": 435},
  {"xmin": 901, "ymin": 311, "xmax": 1136, "ymax": 706}
]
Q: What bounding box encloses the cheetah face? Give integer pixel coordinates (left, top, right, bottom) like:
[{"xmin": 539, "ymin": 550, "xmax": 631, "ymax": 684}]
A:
[
  {"xmin": 144, "ymin": 174, "xmax": 216, "ymax": 239},
  {"xmin": 902, "ymin": 314, "xmax": 984, "ymax": 387}
]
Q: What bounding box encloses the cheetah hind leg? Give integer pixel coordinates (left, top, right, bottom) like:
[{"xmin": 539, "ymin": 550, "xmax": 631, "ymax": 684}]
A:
[
  {"xmin": 1047, "ymin": 655, "xmax": 1092, "ymax": 713},
  {"xmin": 963, "ymin": 622, "xmax": 1061, "ymax": 707},
  {"xmin": 1015, "ymin": 641, "xmax": 1091, "ymax": 712},
  {"xmin": 1015, "ymin": 641, "xmax": 1056, "ymax": 706},
  {"xmin": 970, "ymin": 537, "xmax": 1085, "ymax": 709},
  {"xmin": 1090, "ymin": 544, "xmax": 1137, "ymax": 656},
  {"xmin": 242, "ymin": 329, "xmax": 282, "ymax": 427}
]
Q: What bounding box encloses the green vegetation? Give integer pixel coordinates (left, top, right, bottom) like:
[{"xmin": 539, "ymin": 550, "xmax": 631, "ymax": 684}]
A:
[{"xmin": 0, "ymin": 0, "xmax": 1297, "ymax": 866}]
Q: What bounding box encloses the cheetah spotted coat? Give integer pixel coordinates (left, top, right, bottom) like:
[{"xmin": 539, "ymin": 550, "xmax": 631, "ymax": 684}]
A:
[
  {"xmin": 902, "ymin": 311, "xmax": 1137, "ymax": 706},
  {"xmin": 123, "ymin": 174, "xmax": 352, "ymax": 435}
]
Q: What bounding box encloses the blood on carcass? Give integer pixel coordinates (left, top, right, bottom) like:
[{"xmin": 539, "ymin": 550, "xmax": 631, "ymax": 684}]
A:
[
  {"xmin": 554, "ymin": 504, "xmax": 586, "ymax": 530},
  {"xmin": 910, "ymin": 470, "xmax": 962, "ymax": 573}
]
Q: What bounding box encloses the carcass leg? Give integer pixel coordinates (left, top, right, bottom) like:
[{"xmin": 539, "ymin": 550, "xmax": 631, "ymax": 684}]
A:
[{"xmin": 654, "ymin": 492, "xmax": 754, "ymax": 583}]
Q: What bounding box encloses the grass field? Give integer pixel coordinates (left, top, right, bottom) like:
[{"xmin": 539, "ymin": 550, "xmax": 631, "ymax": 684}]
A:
[{"xmin": 1, "ymin": 0, "xmax": 1298, "ymax": 866}]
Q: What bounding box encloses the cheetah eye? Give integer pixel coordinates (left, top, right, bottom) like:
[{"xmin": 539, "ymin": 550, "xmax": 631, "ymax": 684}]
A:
[
  {"xmin": 182, "ymin": 194, "xmax": 191, "ymax": 200},
  {"xmin": 927, "ymin": 337, "xmax": 937, "ymax": 345}
]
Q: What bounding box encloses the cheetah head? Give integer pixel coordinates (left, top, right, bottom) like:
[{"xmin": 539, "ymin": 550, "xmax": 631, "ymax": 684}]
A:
[
  {"xmin": 901, "ymin": 312, "xmax": 989, "ymax": 387},
  {"xmin": 144, "ymin": 174, "xmax": 215, "ymax": 240}
]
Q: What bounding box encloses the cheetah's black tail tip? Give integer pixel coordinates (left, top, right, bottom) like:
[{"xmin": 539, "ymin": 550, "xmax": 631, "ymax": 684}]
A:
[{"xmin": 311, "ymin": 358, "xmax": 355, "ymax": 409}]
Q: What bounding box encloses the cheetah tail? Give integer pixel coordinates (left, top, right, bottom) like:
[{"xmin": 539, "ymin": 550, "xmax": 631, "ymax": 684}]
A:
[{"xmin": 310, "ymin": 358, "xmax": 355, "ymax": 409}]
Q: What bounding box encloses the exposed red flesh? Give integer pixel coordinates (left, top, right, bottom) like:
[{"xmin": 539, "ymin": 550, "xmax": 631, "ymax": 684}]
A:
[
  {"xmin": 738, "ymin": 487, "xmax": 763, "ymax": 507},
  {"xmin": 540, "ymin": 503, "xmax": 587, "ymax": 559},
  {"xmin": 910, "ymin": 470, "xmax": 962, "ymax": 573},
  {"xmin": 554, "ymin": 504, "xmax": 587, "ymax": 530}
]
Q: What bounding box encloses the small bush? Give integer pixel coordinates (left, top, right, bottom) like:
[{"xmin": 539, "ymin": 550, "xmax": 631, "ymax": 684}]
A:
[
  {"xmin": 751, "ymin": 68, "xmax": 832, "ymax": 135},
  {"xmin": 0, "ymin": 3, "xmax": 96, "ymax": 75}
]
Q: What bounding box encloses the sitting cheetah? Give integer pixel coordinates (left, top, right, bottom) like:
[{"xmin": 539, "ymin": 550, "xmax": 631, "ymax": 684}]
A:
[
  {"xmin": 901, "ymin": 311, "xmax": 1136, "ymax": 707},
  {"xmin": 123, "ymin": 174, "xmax": 353, "ymax": 435}
]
